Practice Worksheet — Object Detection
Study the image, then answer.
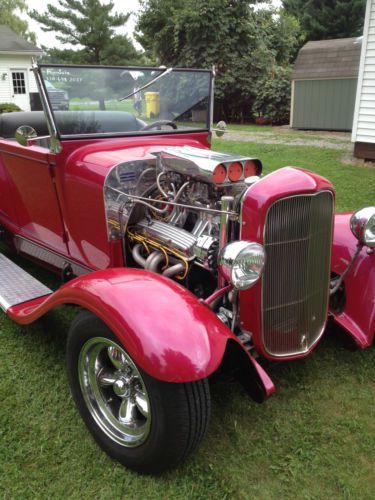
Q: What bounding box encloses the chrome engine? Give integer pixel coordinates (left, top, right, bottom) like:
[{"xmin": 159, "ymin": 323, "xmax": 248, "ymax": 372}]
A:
[
  {"xmin": 104, "ymin": 146, "xmax": 335, "ymax": 356},
  {"xmin": 104, "ymin": 146, "xmax": 262, "ymax": 293}
]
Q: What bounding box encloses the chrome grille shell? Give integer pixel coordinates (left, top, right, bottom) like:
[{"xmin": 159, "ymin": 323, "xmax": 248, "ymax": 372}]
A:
[{"xmin": 262, "ymin": 191, "xmax": 334, "ymax": 357}]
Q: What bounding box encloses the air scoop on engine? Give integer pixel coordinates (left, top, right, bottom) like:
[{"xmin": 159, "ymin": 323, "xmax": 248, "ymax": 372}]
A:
[{"xmin": 157, "ymin": 146, "xmax": 262, "ymax": 184}]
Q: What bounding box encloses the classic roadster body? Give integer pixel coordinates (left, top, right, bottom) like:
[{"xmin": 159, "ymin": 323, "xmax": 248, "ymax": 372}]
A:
[{"xmin": 0, "ymin": 64, "xmax": 374, "ymax": 473}]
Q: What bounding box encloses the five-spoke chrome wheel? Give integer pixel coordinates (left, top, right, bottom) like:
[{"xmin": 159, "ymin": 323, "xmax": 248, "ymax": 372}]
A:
[
  {"xmin": 67, "ymin": 310, "xmax": 211, "ymax": 473},
  {"xmin": 78, "ymin": 337, "xmax": 151, "ymax": 447}
]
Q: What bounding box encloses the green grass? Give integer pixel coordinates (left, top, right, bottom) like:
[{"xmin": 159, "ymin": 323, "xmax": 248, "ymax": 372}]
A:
[
  {"xmin": 69, "ymin": 98, "xmax": 135, "ymax": 113},
  {"xmin": 1, "ymin": 135, "xmax": 375, "ymax": 498},
  {"xmin": 213, "ymin": 139, "xmax": 374, "ymax": 212}
]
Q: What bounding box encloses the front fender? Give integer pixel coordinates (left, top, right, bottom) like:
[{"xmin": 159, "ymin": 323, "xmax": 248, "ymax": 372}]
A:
[
  {"xmin": 331, "ymin": 213, "xmax": 375, "ymax": 347},
  {"xmin": 7, "ymin": 268, "xmax": 274, "ymax": 394}
]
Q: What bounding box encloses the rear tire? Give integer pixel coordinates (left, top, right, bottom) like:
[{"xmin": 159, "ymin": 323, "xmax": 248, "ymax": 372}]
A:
[{"xmin": 66, "ymin": 310, "xmax": 211, "ymax": 474}]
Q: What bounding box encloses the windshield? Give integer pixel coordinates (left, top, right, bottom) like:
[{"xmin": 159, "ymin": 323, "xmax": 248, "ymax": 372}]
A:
[{"xmin": 39, "ymin": 65, "xmax": 212, "ymax": 138}]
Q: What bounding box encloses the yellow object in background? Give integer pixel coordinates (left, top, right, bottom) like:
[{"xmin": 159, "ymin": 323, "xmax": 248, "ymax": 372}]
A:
[{"xmin": 144, "ymin": 92, "xmax": 160, "ymax": 118}]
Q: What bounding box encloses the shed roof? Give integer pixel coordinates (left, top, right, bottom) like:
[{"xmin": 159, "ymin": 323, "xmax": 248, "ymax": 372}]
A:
[
  {"xmin": 0, "ymin": 25, "xmax": 42, "ymax": 54},
  {"xmin": 291, "ymin": 37, "xmax": 362, "ymax": 80}
]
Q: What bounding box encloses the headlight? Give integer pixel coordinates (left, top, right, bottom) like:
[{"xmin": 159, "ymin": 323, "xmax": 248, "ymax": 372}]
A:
[
  {"xmin": 350, "ymin": 207, "xmax": 375, "ymax": 247},
  {"xmin": 219, "ymin": 241, "xmax": 265, "ymax": 290}
]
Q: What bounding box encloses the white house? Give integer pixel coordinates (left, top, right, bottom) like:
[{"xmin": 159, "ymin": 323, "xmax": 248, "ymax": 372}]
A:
[
  {"xmin": 0, "ymin": 25, "xmax": 43, "ymax": 112},
  {"xmin": 352, "ymin": 0, "xmax": 375, "ymax": 159}
]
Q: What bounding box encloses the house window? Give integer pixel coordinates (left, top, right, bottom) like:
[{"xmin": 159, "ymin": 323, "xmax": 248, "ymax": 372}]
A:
[{"xmin": 12, "ymin": 72, "xmax": 26, "ymax": 94}]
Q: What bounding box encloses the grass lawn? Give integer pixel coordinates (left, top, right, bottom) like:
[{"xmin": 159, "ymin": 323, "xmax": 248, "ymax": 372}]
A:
[
  {"xmin": 1, "ymin": 135, "xmax": 375, "ymax": 498},
  {"xmin": 69, "ymin": 98, "xmax": 135, "ymax": 113},
  {"xmin": 213, "ymin": 139, "xmax": 374, "ymax": 212}
]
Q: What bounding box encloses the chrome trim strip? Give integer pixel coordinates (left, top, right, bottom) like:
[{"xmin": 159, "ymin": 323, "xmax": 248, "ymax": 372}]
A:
[
  {"xmin": 15, "ymin": 236, "xmax": 93, "ymax": 277},
  {"xmin": 31, "ymin": 61, "xmax": 62, "ymax": 153},
  {"xmin": 209, "ymin": 66, "xmax": 215, "ymax": 130}
]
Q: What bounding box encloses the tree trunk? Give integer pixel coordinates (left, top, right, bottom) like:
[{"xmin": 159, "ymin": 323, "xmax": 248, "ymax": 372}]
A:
[{"xmin": 98, "ymin": 98, "xmax": 106, "ymax": 110}]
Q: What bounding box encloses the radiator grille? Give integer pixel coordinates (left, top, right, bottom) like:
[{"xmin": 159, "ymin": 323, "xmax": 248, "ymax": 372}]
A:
[{"xmin": 262, "ymin": 191, "xmax": 334, "ymax": 356}]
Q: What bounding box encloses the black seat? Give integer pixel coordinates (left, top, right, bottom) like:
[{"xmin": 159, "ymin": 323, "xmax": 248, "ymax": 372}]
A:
[
  {"xmin": 0, "ymin": 111, "xmax": 49, "ymax": 138},
  {"xmin": 55, "ymin": 110, "xmax": 142, "ymax": 135},
  {"xmin": 0, "ymin": 110, "xmax": 141, "ymax": 139}
]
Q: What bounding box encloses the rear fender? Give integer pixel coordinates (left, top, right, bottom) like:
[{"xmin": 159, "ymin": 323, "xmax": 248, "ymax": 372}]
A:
[
  {"xmin": 331, "ymin": 213, "xmax": 375, "ymax": 347},
  {"xmin": 7, "ymin": 268, "xmax": 275, "ymax": 396}
]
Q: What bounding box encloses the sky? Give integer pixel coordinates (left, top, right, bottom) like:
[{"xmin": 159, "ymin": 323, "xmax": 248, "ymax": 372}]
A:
[{"xmin": 22, "ymin": 0, "xmax": 282, "ymax": 50}]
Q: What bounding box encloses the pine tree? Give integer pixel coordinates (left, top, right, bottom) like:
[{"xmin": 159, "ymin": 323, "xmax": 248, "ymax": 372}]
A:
[
  {"xmin": 283, "ymin": 0, "xmax": 366, "ymax": 40},
  {"xmin": 0, "ymin": 0, "xmax": 36, "ymax": 44},
  {"xmin": 30, "ymin": 0, "xmax": 139, "ymax": 64}
]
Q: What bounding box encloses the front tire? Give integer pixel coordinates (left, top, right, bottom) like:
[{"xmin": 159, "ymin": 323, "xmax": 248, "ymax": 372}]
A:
[{"xmin": 66, "ymin": 310, "xmax": 211, "ymax": 474}]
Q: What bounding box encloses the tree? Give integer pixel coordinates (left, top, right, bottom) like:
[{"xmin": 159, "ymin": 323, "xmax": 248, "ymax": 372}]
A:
[
  {"xmin": 283, "ymin": 0, "xmax": 366, "ymax": 40},
  {"xmin": 0, "ymin": 0, "xmax": 36, "ymax": 44},
  {"xmin": 136, "ymin": 1, "xmax": 299, "ymax": 122},
  {"xmin": 256, "ymin": 8, "xmax": 303, "ymax": 64},
  {"xmin": 100, "ymin": 35, "xmax": 145, "ymax": 66},
  {"xmin": 41, "ymin": 47, "xmax": 87, "ymax": 64},
  {"xmin": 42, "ymin": 36, "xmax": 144, "ymax": 66},
  {"xmin": 30, "ymin": 0, "xmax": 141, "ymax": 65},
  {"xmin": 253, "ymin": 66, "xmax": 292, "ymax": 124}
]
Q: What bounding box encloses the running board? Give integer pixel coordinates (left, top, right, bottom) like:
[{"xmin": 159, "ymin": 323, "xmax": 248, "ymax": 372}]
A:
[{"xmin": 0, "ymin": 253, "xmax": 52, "ymax": 312}]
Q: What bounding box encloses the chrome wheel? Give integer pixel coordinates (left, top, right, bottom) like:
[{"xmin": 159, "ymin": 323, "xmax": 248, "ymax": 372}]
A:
[
  {"xmin": 68, "ymin": 311, "xmax": 211, "ymax": 473},
  {"xmin": 78, "ymin": 337, "xmax": 151, "ymax": 447}
]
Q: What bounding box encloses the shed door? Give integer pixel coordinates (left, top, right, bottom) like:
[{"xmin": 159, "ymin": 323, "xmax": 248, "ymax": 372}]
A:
[
  {"xmin": 292, "ymin": 79, "xmax": 357, "ymax": 131},
  {"xmin": 11, "ymin": 70, "xmax": 30, "ymax": 112}
]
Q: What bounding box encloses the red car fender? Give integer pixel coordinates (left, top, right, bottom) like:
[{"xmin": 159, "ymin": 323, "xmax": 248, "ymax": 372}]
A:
[
  {"xmin": 331, "ymin": 213, "xmax": 375, "ymax": 347},
  {"xmin": 7, "ymin": 268, "xmax": 275, "ymax": 397}
]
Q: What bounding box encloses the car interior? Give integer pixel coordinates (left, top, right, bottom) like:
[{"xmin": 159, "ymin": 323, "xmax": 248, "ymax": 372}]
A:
[{"xmin": 0, "ymin": 111, "xmax": 144, "ymax": 140}]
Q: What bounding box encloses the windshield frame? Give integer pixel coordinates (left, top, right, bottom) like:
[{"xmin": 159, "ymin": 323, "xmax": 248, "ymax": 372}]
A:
[{"xmin": 35, "ymin": 63, "xmax": 214, "ymax": 142}]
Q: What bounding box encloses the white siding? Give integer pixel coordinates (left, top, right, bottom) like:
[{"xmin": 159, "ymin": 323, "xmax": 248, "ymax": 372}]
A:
[
  {"xmin": 352, "ymin": 0, "xmax": 375, "ymax": 142},
  {"xmin": 0, "ymin": 54, "xmax": 39, "ymax": 111}
]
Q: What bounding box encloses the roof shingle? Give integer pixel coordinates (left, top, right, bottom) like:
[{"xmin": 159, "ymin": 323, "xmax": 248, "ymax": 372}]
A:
[
  {"xmin": 292, "ymin": 37, "xmax": 362, "ymax": 80},
  {"xmin": 0, "ymin": 25, "xmax": 42, "ymax": 53}
]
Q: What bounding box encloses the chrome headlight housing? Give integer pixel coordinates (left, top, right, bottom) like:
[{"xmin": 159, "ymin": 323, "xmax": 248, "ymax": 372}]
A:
[
  {"xmin": 219, "ymin": 241, "xmax": 265, "ymax": 290},
  {"xmin": 350, "ymin": 207, "xmax": 375, "ymax": 247}
]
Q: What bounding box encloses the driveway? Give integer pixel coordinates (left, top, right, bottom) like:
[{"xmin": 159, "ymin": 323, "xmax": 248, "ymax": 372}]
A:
[{"xmin": 222, "ymin": 127, "xmax": 353, "ymax": 151}]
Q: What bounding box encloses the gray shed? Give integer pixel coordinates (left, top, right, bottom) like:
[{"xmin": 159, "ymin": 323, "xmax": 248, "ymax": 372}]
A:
[{"xmin": 290, "ymin": 38, "xmax": 362, "ymax": 131}]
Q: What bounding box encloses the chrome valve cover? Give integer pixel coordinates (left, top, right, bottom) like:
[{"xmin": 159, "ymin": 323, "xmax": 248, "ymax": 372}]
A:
[{"xmin": 134, "ymin": 219, "xmax": 197, "ymax": 258}]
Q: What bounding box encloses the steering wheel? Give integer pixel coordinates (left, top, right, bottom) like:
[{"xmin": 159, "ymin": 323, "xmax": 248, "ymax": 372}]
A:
[{"xmin": 140, "ymin": 120, "xmax": 178, "ymax": 131}]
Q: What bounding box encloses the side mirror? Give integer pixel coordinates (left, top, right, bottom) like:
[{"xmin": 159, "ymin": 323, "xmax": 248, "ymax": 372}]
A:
[
  {"xmin": 15, "ymin": 125, "xmax": 37, "ymax": 146},
  {"xmin": 212, "ymin": 120, "xmax": 227, "ymax": 137}
]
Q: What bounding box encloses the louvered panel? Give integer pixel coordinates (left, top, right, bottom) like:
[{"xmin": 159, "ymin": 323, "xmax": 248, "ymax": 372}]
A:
[{"xmin": 262, "ymin": 192, "xmax": 333, "ymax": 356}]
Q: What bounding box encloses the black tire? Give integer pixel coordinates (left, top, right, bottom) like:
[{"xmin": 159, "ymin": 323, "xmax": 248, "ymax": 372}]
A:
[{"xmin": 66, "ymin": 310, "xmax": 211, "ymax": 474}]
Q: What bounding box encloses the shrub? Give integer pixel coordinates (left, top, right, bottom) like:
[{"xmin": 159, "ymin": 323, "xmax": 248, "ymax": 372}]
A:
[
  {"xmin": 253, "ymin": 66, "xmax": 292, "ymax": 125},
  {"xmin": 0, "ymin": 103, "xmax": 22, "ymax": 114}
]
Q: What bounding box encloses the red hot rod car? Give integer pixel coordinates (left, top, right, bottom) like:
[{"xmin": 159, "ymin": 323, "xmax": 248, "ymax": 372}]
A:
[{"xmin": 0, "ymin": 64, "xmax": 374, "ymax": 474}]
